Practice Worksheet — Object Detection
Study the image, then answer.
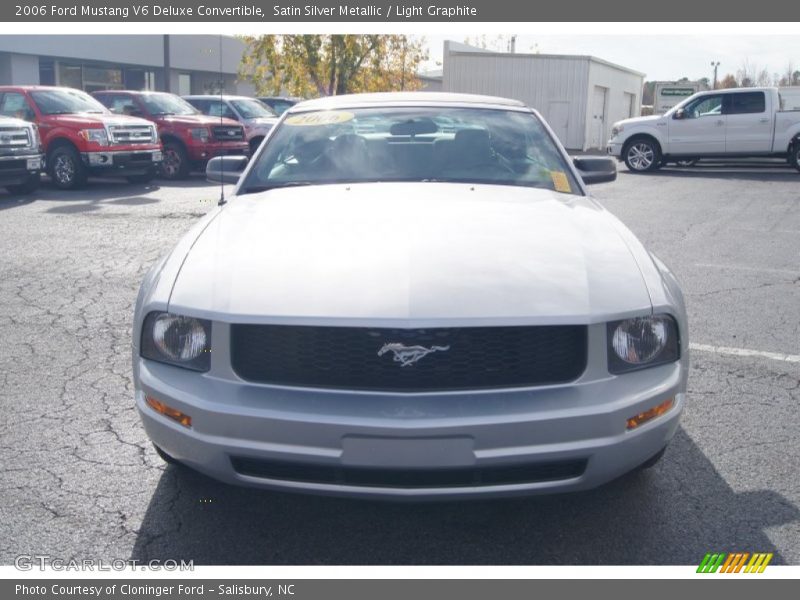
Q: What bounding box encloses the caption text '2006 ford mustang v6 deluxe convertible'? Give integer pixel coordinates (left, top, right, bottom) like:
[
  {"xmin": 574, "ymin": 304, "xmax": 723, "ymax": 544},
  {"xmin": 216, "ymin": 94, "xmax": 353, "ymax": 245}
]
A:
[{"xmin": 132, "ymin": 92, "xmax": 689, "ymax": 500}]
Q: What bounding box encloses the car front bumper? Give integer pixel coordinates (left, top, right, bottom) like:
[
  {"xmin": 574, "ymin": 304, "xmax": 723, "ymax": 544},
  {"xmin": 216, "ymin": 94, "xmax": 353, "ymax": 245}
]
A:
[
  {"xmin": 82, "ymin": 149, "xmax": 162, "ymax": 174},
  {"xmin": 0, "ymin": 154, "xmax": 44, "ymax": 185},
  {"xmin": 186, "ymin": 142, "xmax": 250, "ymax": 164},
  {"xmin": 607, "ymin": 141, "xmax": 623, "ymax": 158},
  {"xmin": 134, "ymin": 325, "xmax": 687, "ymax": 500}
]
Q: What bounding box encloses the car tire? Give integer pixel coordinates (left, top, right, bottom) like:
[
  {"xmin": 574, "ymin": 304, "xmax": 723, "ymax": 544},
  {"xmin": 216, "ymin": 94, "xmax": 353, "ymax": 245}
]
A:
[
  {"xmin": 49, "ymin": 145, "xmax": 87, "ymax": 190},
  {"xmin": 126, "ymin": 170, "xmax": 156, "ymax": 185},
  {"xmin": 789, "ymin": 143, "xmax": 800, "ymax": 172},
  {"xmin": 160, "ymin": 142, "xmax": 190, "ymax": 180},
  {"xmin": 638, "ymin": 446, "xmax": 667, "ymax": 470},
  {"xmin": 623, "ymin": 138, "xmax": 662, "ymax": 173},
  {"xmin": 249, "ymin": 137, "xmax": 264, "ymax": 155},
  {"xmin": 6, "ymin": 174, "xmax": 40, "ymax": 195}
]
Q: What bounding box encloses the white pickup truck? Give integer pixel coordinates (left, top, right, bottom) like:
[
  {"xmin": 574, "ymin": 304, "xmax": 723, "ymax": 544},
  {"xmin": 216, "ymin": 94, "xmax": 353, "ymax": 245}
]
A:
[{"xmin": 607, "ymin": 87, "xmax": 800, "ymax": 172}]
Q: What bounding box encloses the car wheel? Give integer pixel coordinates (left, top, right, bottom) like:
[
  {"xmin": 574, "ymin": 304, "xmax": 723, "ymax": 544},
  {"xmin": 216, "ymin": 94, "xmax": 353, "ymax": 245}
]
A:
[
  {"xmin": 126, "ymin": 170, "xmax": 156, "ymax": 184},
  {"xmin": 623, "ymin": 139, "xmax": 661, "ymax": 173},
  {"xmin": 49, "ymin": 146, "xmax": 87, "ymax": 190},
  {"xmin": 790, "ymin": 143, "xmax": 800, "ymax": 172},
  {"xmin": 6, "ymin": 174, "xmax": 40, "ymax": 195},
  {"xmin": 638, "ymin": 446, "xmax": 667, "ymax": 470},
  {"xmin": 160, "ymin": 142, "xmax": 190, "ymax": 180},
  {"xmin": 249, "ymin": 137, "xmax": 264, "ymax": 155}
]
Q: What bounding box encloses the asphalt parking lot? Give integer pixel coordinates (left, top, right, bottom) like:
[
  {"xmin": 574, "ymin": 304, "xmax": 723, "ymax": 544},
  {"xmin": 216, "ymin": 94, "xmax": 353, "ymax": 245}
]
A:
[{"xmin": 1, "ymin": 161, "xmax": 798, "ymax": 566}]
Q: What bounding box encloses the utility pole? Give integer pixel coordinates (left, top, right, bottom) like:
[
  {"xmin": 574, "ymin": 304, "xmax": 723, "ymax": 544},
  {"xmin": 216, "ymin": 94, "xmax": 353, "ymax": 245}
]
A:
[
  {"xmin": 711, "ymin": 61, "xmax": 720, "ymax": 89},
  {"xmin": 163, "ymin": 35, "xmax": 171, "ymax": 92}
]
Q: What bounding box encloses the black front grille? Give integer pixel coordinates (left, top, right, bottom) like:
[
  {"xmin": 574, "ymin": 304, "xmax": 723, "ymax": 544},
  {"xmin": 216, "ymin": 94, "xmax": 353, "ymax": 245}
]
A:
[
  {"xmin": 231, "ymin": 456, "xmax": 588, "ymax": 488},
  {"xmin": 230, "ymin": 325, "xmax": 587, "ymax": 392},
  {"xmin": 212, "ymin": 125, "xmax": 245, "ymax": 141}
]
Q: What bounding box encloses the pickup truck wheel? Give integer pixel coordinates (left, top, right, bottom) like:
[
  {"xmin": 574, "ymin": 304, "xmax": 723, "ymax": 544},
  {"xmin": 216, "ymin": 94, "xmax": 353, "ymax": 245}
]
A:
[
  {"xmin": 49, "ymin": 146, "xmax": 87, "ymax": 190},
  {"xmin": 6, "ymin": 174, "xmax": 40, "ymax": 195},
  {"xmin": 160, "ymin": 142, "xmax": 190, "ymax": 180},
  {"xmin": 790, "ymin": 144, "xmax": 800, "ymax": 172},
  {"xmin": 623, "ymin": 139, "xmax": 661, "ymax": 172}
]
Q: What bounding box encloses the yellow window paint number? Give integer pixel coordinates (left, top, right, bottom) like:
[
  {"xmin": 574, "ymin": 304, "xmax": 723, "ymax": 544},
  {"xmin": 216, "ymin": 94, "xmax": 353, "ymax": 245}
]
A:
[
  {"xmin": 284, "ymin": 111, "xmax": 355, "ymax": 126},
  {"xmin": 550, "ymin": 170, "xmax": 572, "ymax": 193}
]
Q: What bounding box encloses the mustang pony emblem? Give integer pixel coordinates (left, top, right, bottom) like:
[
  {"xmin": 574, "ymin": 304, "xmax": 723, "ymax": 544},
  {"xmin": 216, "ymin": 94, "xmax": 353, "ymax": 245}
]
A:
[{"xmin": 377, "ymin": 343, "xmax": 450, "ymax": 367}]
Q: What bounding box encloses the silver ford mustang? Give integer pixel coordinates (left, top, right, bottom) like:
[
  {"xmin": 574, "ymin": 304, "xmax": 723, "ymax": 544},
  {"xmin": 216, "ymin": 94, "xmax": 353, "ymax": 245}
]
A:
[{"xmin": 133, "ymin": 92, "xmax": 689, "ymax": 499}]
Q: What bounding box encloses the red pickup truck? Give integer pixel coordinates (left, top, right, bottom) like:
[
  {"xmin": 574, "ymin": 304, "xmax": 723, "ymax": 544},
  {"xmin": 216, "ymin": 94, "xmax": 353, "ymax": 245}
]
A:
[
  {"xmin": 92, "ymin": 91, "xmax": 249, "ymax": 180},
  {"xmin": 0, "ymin": 86, "xmax": 162, "ymax": 190}
]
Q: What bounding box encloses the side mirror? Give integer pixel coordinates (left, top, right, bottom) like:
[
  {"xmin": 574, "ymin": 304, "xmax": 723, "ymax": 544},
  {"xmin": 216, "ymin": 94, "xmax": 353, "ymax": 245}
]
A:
[
  {"xmin": 673, "ymin": 108, "xmax": 686, "ymax": 120},
  {"xmin": 206, "ymin": 155, "xmax": 249, "ymax": 184},
  {"xmin": 572, "ymin": 156, "xmax": 617, "ymax": 185}
]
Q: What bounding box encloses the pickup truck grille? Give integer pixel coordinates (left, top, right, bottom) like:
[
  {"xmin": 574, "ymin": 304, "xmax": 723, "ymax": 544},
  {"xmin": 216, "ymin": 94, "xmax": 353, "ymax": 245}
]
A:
[
  {"xmin": 212, "ymin": 125, "xmax": 245, "ymax": 142},
  {"xmin": 108, "ymin": 125, "xmax": 155, "ymax": 145},
  {"xmin": 0, "ymin": 127, "xmax": 32, "ymax": 150},
  {"xmin": 230, "ymin": 324, "xmax": 588, "ymax": 392}
]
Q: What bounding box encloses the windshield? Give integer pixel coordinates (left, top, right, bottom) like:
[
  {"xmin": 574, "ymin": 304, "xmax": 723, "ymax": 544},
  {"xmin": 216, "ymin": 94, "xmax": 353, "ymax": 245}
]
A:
[
  {"xmin": 30, "ymin": 88, "xmax": 108, "ymax": 115},
  {"xmin": 231, "ymin": 99, "xmax": 276, "ymax": 119},
  {"xmin": 240, "ymin": 106, "xmax": 581, "ymax": 195},
  {"xmin": 140, "ymin": 93, "xmax": 198, "ymax": 116}
]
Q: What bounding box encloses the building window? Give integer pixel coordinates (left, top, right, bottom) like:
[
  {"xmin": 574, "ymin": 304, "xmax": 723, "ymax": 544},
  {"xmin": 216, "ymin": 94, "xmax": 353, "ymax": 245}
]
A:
[
  {"xmin": 39, "ymin": 59, "xmax": 55, "ymax": 86},
  {"xmin": 178, "ymin": 73, "xmax": 192, "ymax": 96},
  {"xmin": 82, "ymin": 65, "xmax": 123, "ymax": 92},
  {"xmin": 124, "ymin": 68, "xmax": 157, "ymax": 91},
  {"xmin": 58, "ymin": 62, "xmax": 82, "ymax": 90}
]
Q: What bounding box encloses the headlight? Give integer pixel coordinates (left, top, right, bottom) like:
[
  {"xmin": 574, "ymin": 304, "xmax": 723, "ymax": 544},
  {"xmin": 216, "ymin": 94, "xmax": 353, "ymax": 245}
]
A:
[
  {"xmin": 30, "ymin": 125, "xmax": 42, "ymax": 149},
  {"xmin": 78, "ymin": 128, "xmax": 109, "ymax": 146},
  {"xmin": 151, "ymin": 125, "xmax": 159, "ymax": 144},
  {"xmin": 190, "ymin": 127, "xmax": 210, "ymax": 142},
  {"xmin": 611, "ymin": 124, "xmax": 623, "ymax": 137},
  {"xmin": 607, "ymin": 314, "xmax": 679, "ymax": 374},
  {"xmin": 140, "ymin": 312, "xmax": 211, "ymax": 371}
]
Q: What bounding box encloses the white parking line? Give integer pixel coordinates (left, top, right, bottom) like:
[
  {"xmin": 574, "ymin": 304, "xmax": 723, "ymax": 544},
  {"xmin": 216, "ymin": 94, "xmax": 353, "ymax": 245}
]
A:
[
  {"xmin": 690, "ymin": 343, "xmax": 800, "ymax": 363},
  {"xmin": 694, "ymin": 263, "xmax": 800, "ymax": 276}
]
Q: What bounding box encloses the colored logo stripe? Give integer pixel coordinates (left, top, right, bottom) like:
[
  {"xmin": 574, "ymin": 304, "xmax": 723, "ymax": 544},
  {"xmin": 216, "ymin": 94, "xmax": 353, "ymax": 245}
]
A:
[{"xmin": 697, "ymin": 552, "xmax": 773, "ymax": 573}]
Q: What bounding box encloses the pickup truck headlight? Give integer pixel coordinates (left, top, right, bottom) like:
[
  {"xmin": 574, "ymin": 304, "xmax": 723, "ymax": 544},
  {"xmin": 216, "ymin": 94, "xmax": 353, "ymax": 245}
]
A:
[
  {"xmin": 30, "ymin": 124, "xmax": 42, "ymax": 149},
  {"xmin": 78, "ymin": 128, "xmax": 109, "ymax": 146},
  {"xmin": 611, "ymin": 124, "xmax": 623, "ymax": 137},
  {"xmin": 607, "ymin": 314, "xmax": 679, "ymax": 374},
  {"xmin": 189, "ymin": 127, "xmax": 210, "ymax": 142},
  {"xmin": 140, "ymin": 312, "xmax": 211, "ymax": 372}
]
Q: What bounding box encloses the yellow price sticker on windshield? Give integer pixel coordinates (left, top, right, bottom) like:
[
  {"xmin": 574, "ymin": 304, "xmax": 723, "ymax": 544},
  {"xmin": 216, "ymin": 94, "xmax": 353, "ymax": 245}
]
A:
[
  {"xmin": 550, "ymin": 170, "xmax": 572, "ymax": 193},
  {"xmin": 284, "ymin": 111, "xmax": 354, "ymax": 126}
]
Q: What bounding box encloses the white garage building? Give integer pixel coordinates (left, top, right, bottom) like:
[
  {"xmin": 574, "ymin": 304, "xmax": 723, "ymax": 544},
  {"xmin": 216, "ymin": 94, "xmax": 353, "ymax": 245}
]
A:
[{"xmin": 440, "ymin": 41, "xmax": 645, "ymax": 151}]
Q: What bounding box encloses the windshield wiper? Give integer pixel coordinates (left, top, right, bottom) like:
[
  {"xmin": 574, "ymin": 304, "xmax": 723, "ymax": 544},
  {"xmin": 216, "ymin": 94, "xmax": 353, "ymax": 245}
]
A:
[{"xmin": 239, "ymin": 182, "xmax": 315, "ymax": 195}]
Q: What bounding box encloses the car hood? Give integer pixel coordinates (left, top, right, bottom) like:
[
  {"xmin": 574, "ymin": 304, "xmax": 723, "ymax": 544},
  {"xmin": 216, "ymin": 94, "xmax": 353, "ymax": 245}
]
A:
[
  {"xmin": 613, "ymin": 114, "xmax": 664, "ymax": 128},
  {"xmin": 244, "ymin": 117, "xmax": 279, "ymax": 126},
  {"xmin": 155, "ymin": 114, "xmax": 241, "ymax": 127},
  {"xmin": 168, "ymin": 183, "xmax": 653, "ymax": 324},
  {"xmin": 45, "ymin": 113, "xmax": 154, "ymax": 128}
]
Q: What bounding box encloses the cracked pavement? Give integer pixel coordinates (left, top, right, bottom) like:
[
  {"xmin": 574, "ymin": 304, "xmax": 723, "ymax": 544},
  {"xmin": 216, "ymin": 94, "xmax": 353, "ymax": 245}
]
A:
[{"xmin": 1, "ymin": 162, "xmax": 798, "ymax": 565}]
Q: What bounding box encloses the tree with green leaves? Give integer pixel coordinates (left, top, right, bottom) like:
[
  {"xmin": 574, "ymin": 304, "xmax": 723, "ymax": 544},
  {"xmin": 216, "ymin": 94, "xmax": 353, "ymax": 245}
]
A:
[{"xmin": 238, "ymin": 35, "xmax": 428, "ymax": 97}]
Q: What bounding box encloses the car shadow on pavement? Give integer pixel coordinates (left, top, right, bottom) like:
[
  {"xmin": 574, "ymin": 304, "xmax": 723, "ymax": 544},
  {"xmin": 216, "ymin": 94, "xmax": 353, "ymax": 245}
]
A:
[
  {"xmin": 0, "ymin": 194, "xmax": 37, "ymax": 211},
  {"xmin": 623, "ymin": 162, "xmax": 800, "ymax": 183},
  {"xmin": 130, "ymin": 427, "xmax": 798, "ymax": 565}
]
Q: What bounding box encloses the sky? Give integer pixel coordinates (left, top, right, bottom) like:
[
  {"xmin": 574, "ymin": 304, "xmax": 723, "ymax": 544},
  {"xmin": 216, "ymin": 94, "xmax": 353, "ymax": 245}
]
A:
[{"xmin": 418, "ymin": 35, "xmax": 800, "ymax": 83}]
